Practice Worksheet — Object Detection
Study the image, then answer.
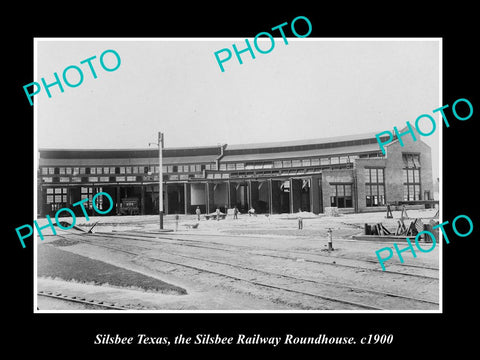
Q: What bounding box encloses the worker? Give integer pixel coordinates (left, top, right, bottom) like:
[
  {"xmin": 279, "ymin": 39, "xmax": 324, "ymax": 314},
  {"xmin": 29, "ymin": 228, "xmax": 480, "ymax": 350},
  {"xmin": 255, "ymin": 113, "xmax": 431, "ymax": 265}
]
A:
[
  {"xmin": 248, "ymin": 207, "xmax": 256, "ymax": 216},
  {"xmin": 196, "ymin": 206, "xmax": 201, "ymax": 221},
  {"xmin": 298, "ymin": 208, "xmax": 303, "ymax": 229},
  {"xmin": 216, "ymin": 207, "xmax": 221, "ymax": 221},
  {"xmin": 175, "ymin": 213, "xmax": 179, "ymax": 231},
  {"xmin": 233, "ymin": 206, "xmax": 239, "ymax": 220}
]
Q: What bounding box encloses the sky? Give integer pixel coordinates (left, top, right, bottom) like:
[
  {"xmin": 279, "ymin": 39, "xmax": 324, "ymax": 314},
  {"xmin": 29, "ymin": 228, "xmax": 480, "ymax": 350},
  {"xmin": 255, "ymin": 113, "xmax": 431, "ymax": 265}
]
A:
[{"xmin": 35, "ymin": 38, "xmax": 441, "ymax": 178}]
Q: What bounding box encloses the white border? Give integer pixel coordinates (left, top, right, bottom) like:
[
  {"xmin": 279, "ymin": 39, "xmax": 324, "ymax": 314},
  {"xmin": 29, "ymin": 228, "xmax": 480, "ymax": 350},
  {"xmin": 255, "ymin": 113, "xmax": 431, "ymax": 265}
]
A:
[{"xmin": 33, "ymin": 37, "xmax": 443, "ymax": 314}]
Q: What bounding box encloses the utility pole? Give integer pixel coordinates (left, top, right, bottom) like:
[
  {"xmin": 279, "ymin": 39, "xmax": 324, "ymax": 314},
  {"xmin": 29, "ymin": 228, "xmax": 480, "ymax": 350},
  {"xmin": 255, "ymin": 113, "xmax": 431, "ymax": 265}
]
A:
[
  {"xmin": 159, "ymin": 132, "xmax": 164, "ymax": 230},
  {"xmin": 149, "ymin": 132, "xmax": 164, "ymax": 230}
]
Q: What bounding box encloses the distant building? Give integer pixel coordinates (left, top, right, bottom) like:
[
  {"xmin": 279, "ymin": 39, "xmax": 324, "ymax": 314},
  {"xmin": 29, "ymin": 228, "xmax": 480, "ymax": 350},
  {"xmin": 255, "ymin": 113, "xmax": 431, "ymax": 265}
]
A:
[{"xmin": 37, "ymin": 129, "xmax": 434, "ymax": 217}]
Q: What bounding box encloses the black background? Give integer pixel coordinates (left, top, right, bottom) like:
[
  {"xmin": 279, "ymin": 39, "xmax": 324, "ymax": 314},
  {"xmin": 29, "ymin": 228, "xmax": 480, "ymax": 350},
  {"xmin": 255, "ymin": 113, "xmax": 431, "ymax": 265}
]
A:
[{"xmin": 5, "ymin": 4, "xmax": 478, "ymax": 356}]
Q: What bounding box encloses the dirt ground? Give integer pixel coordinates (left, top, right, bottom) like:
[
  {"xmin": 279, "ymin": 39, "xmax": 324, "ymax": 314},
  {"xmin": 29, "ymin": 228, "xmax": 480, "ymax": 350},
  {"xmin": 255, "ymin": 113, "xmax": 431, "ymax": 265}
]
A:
[{"xmin": 36, "ymin": 208, "xmax": 440, "ymax": 312}]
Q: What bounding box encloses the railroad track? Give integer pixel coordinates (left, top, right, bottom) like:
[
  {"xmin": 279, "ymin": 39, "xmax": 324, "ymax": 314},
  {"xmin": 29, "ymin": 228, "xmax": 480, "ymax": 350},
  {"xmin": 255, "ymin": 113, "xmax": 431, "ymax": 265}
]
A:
[
  {"xmin": 54, "ymin": 233, "xmax": 439, "ymax": 310},
  {"xmin": 97, "ymin": 230, "xmax": 440, "ymax": 279},
  {"xmin": 119, "ymin": 229, "xmax": 441, "ymax": 269},
  {"xmin": 37, "ymin": 290, "xmax": 129, "ymax": 310}
]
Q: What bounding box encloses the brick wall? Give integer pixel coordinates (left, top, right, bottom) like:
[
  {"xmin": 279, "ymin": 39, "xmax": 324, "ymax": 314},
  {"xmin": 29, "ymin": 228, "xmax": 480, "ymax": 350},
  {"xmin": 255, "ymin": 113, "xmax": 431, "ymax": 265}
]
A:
[
  {"xmin": 321, "ymin": 169, "xmax": 354, "ymax": 209},
  {"xmin": 385, "ymin": 127, "xmax": 434, "ymax": 202},
  {"xmin": 353, "ymin": 126, "xmax": 434, "ymax": 212}
]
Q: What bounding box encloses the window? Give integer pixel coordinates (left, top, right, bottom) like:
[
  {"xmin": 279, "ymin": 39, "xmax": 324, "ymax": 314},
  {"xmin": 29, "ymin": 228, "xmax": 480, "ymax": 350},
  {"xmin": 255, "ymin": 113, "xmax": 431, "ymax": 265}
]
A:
[
  {"xmin": 219, "ymin": 164, "xmax": 227, "ymax": 171},
  {"xmin": 339, "ymin": 156, "xmax": 349, "ymax": 164},
  {"xmin": 190, "ymin": 165, "xmax": 196, "ymax": 172},
  {"xmin": 47, "ymin": 187, "xmax": 68, "ymax": 209},
  {"xmin": 403, "ymin": 168, "xmax": 421, "ymax": 201},
  {"xmin": 403, "ymin": 153, "xmax": 421, "ymax": 168},
  {"xmin": 80, "ymin": 168, "xmax": 86, "ymax": 174},
  {"xmin": 320, "ymin": 158, "xmax": 330, "ymax": 166},
  {"xmin": 403, "ymin": 153, "xmax": 421, "ymax": 201},
  {"xmin": 311, "ymin": 158, "xmax": 320, "ymax": 166},
  {"xmin": 103, "ymin": 167, "xmax": 110, "ymax": 174},
  {"xmin": 120, "ymin": 167, "xmax": 126, "ymax": 174},
  {"xmin": 302, "ymin": 159, "xmax": 311, "ymax": 167},
  {"xmin": 59, "ymin": 167, "xmax": 66, "ymax": 175},
  {"xmin": 227, "ymin": 163, "xmax": 236, "ymax": 170},
  {"xmin": 283, "ymin": 160, "xmax": 292, "ymax": 168},
  {"xmin": 93, "ymin": 187, "xmax": 105, "ymax": 211},
  {"xmin": 126, "ymin": 167, "xmax": 132, "ymax": 174},
  {"xmin": 236, "ymin": 163, "xmax": 245, "ymax": 170},
  {"xmin": 273, "ymin": 161, "xmax": 283, "ymax": 168},
  {"xmin": 81, "ymin": 187, "xmax": 93, "ymax": 209},
  {"xmin": 365, "ymin": 168, "xmax": 386, "ymax": 206},
  {"xmin": 245, "ymin": 163, "xmax": 255, "ymax": 170},
  {"xmin": 330, "ymin": 157, "xmax": 339, "ymax": 165},
  {"xmin": 292, "ymin": 159, "xmax": 301, "ymax": 167},
  {"xmin": 263, "ymin": 162, "xmax": 273, "ymax": 169},
  {"xmin": 41, "ymin": 168, "xmax": 48, "ymax": 175},
  {"xmin": 195, "ymin": 164, "xmax": 202, "ymax": 172},
  {"xmin": 330, "ymin": 184, "xmax": 353, "ymax": 208}
]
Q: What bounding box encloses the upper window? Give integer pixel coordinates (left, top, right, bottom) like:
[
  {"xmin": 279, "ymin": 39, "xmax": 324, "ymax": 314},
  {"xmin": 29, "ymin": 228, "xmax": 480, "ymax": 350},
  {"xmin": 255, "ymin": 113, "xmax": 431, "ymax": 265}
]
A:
[{"xmin": 403, "ymin": 153, "xmax": 420, "ymax": 168}]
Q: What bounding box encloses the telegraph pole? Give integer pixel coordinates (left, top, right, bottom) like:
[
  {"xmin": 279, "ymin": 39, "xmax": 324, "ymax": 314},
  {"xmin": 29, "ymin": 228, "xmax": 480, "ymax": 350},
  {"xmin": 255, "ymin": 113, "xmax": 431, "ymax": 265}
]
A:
[{"xmin": 158, "ymin": 132, "xmax": 164, "ymax": 230}]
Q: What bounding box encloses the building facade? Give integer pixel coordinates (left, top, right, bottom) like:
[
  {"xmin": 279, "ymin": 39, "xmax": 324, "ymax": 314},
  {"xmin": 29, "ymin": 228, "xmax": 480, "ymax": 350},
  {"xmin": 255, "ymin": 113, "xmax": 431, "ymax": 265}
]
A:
[{"xmin": 37, "ymin": 130, "xmax": 434, "ymax": 217}]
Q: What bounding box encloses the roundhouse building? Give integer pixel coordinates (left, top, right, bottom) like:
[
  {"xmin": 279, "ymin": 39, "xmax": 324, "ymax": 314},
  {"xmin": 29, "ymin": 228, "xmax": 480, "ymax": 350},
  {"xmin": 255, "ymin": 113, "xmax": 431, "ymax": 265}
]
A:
[{"xmin": 37, "ymin": 129, "xmax": 434, "ymax": 217}]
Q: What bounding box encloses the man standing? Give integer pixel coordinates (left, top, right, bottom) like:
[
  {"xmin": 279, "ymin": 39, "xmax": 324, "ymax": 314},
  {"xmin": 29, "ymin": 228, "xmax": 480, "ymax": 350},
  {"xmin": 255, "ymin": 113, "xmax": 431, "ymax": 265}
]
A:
[
  {"xmin": 216, "ymin": 207, "xmax": 221, "ymax": 221},
  {"xmin": 233, "ymin": 206, "xmax": 238, "ymax": 220},
  {"xmin": 298, "ymin": 209, "xmax": 303, "ymax": 229},
  {"xmin": 196, "ymin": 206, "xmax": 201, "ymax": 221}
]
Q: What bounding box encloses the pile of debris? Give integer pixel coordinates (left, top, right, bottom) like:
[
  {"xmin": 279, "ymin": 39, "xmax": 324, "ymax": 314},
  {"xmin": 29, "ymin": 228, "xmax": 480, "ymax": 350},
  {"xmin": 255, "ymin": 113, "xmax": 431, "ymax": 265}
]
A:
[{"xmin": 355, "ymin": 205, "xmax": 439, "ymax": 242}]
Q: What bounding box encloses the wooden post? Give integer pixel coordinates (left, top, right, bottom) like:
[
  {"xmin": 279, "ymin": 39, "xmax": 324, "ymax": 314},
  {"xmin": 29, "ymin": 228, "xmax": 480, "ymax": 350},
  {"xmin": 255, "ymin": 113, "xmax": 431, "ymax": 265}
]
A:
[
  {"xmin": 141, "ymin": 186, "xmax": 145, "ymax": 215},
  {"xmin": 184, "ymin": 183, "xmax": 188, "ymax": 215}
]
